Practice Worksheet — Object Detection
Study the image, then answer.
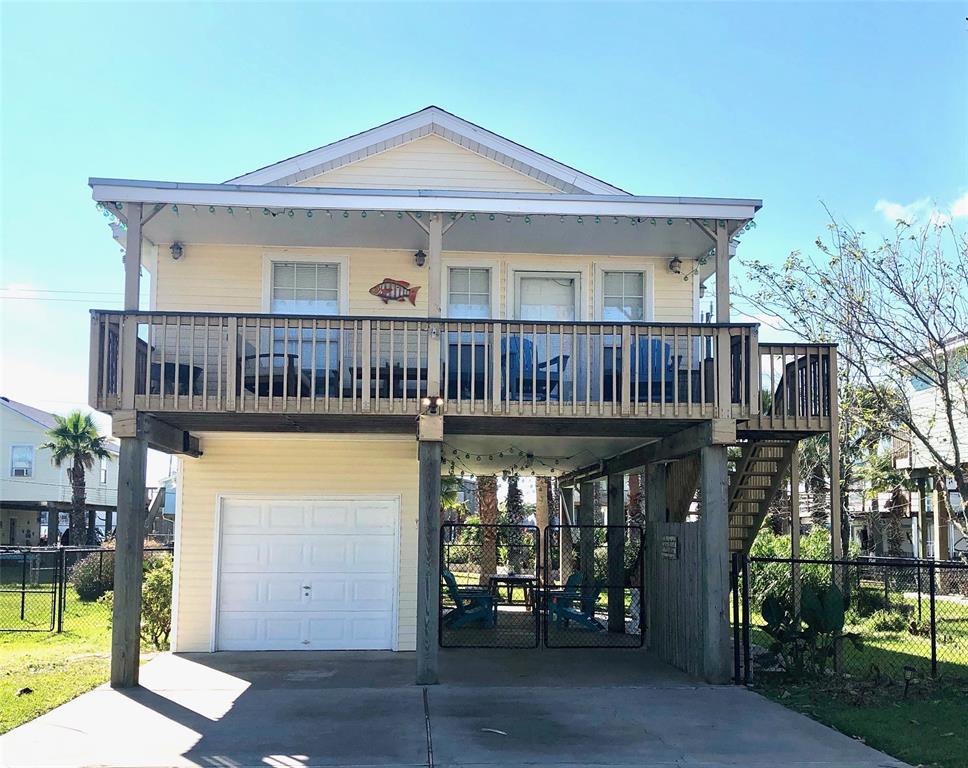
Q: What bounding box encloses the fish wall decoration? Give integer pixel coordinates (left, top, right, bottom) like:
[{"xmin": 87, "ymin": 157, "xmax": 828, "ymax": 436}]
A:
[{"xmin": 369, "ymin": 278, "xmax": 421, "ymax": 305}]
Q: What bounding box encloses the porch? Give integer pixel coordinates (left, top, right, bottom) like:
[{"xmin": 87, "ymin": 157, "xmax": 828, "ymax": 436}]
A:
[{"xmin": 90, "ymin": 309, "xmax": 834, "ymax": 433}]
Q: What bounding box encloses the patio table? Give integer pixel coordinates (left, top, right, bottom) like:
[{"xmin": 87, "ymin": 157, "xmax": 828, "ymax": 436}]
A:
[{"xmin": 488, "ymin": 574, "xmax": 537, "ymax": 609}]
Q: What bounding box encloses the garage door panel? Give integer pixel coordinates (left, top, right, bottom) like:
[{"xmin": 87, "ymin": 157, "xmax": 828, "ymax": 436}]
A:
[{"xmin": 217, "ymin": 496, "xmax": 398, "ymax": 651}]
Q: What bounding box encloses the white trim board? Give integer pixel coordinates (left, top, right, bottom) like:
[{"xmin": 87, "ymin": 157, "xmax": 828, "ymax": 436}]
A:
[
  {"xmin": 260, "ymin": 252, "xmax": 351, "ymax": 314},
  {"xmin": 225, "ymin": 106, "xmax": 626, "ymax": 195},
  {"xmin": 592, "ymin": 261, "xmax": 657, "ymax": 323}
]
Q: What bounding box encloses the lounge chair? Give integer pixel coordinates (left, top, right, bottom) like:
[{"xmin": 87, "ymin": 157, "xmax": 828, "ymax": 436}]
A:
[
  {"xmin": 547, "ymin": 573, "xmax": 605, "ymax": 631},
  {"xmin": 441, "ymin": 570, "xmax": 497, "ymax": 629},
  {"xmin": 501, "ymin": 335, "xmax": 569, "ymax": 401}
]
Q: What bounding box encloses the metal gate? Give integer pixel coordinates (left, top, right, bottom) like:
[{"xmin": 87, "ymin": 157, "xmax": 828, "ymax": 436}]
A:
[
  {"xmin": 439, "ymin": 524, "xmax": 540, "ymax": 648},
  {"xmin": 543, "ymin": 525, "xmax": 644, "ymax": 648},
  {"xmin": 0, "ymin": 549, "xmax": 62, "ymax": 632},
  {"xmin": 438, "ymin": 524, "xmax": 643, "ymax": 649}
]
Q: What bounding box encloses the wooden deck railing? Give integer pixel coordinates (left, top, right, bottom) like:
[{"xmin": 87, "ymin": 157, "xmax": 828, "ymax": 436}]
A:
[{"xmin": 88, "ymin": 310, "xmax": 832, "ymax": 427}]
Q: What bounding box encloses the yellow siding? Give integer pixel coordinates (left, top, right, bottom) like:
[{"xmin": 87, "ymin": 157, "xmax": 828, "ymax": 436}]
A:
[
  {"xmin": 173, "ymin": 434, "xmax": 419, "ymax": 652},
  {"xmin": 295, "ymin": 135, "xmax": 559, "ymax": 193},
  {"xmin": 153, "ymin": 244, "xmax": 696, "ymax": 321}
]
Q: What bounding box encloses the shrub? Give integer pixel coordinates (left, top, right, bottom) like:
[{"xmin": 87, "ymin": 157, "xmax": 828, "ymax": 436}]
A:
[
  {"xmin": 141, "ymin": 554, "xmax": 172, "ymax": 649},
  {"xmin": 69, "ymin": 549, "xmax": 115, "ymax": 601},
  {"xmin": 865, "ymin": 608, "xmax": 909, "ymax": 632}
]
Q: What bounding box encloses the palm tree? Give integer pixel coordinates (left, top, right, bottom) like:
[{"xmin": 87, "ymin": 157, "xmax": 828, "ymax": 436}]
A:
[
  {"xmin": 42, "ymin": 411, "xmax": 112, "ymax": 546},
  {"xmin": 477, "ymin": 475, "xmax": 498, "ymax": 586}
]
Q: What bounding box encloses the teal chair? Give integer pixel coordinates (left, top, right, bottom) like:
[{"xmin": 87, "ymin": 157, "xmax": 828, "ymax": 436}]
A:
[
  {"xmin": 547, "ymin": 572, "xmax": 605, "ymax": 631},
  {"xmin": 441, "ymin": 570, "xmax": 497, "ymax": 628}
]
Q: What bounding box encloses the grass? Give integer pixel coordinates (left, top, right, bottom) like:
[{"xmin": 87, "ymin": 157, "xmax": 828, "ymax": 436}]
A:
[
  {"xmin": 757, "ymin": 677, "xmax": 968, "ymax": 768},
  {"xmin": 0, "ymin": 590, "xmax": 125, "ymax": 735}
]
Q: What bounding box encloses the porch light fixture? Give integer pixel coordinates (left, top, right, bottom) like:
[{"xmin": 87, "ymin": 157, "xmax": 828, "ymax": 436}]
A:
[
  {"xmin": 169, "ymin": 242, "xmax": 184, "ymax": 260},
  {"xmin": 421, "ymin": 396, "xmax": 444, "ymax": 414},
  {"xmin": 668, "ymin": 256, "xmax": 682, "ymax": 274},
  {"xmin": 414, "ymin": 249, "xmax": 427, "ymax": 267}
]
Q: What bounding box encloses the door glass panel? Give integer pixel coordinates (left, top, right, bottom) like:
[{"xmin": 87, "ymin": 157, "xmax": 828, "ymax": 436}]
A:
[{"xmin": 516, "ymin": 276, "xmax": 576, "ymax": 321}]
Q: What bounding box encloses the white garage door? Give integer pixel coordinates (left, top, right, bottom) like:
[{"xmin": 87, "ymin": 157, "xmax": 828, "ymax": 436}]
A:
[{"xmin": 216, "ymin": 496, "xmax": 398, "ymax": 651}]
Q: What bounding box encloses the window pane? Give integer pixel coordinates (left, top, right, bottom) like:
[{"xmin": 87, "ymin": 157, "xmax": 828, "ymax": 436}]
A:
[
  {"xmin": 467, "ymin": 268, "xmax": 489, "ymax": 293},
  {"xmin": 317, "ymin": 264, "xmax": 339, "ymax": 290},
  {"xmin": 450, "ymin": 268, "xmax": 469, "ymax": 293},
  {"xmin": 624, "ymin": 272, "xmax": 644, "ymax": 297},
  {"xmin": 273, "ymin": 263, "xmax": 295, "ymax": 288},
  {"xmin": 603, "ymin": 272, "xmax": 623, "ymax": 295},
  {"xmin": 294, "ymin": 264, "xmax": 316, "ymax": 289}
]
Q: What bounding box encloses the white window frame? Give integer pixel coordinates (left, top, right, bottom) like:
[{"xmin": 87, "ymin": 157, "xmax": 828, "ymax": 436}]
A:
[
  {"xmin": 100, "ymin": 458, "xmax": 108, "ymax": 485},
  {"xmin": 261, "ymin": 252, "xmax": 350, "ymax": 314},
  {"xmin": 442, "ymin": 259, "xmax": 500, "ymax": 319},
  {"xmin": 593, "ymin": 262, "xmax": 656, "ymax": 322},
  {"xmin": 10, "ymin": 445, "xmax": 34, "ymax": 478},
  {"xmin": 508, "ymin": 267, "xmax": 586, "ymax": 321}
]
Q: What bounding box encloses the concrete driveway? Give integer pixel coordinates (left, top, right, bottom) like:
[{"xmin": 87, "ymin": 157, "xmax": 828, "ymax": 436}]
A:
[{"xmin": 0, "ymin": 650, "xmax": 907, "ymax": 768}]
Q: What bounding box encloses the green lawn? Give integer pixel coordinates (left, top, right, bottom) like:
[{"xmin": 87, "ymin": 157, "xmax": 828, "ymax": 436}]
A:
[
  {"xmin": 757, "ymin": 678, "xmax": 968, "ymax": 768},
  {"xmin": 0, "ymin": 591, "xmax": 131, "ymax": 735}
]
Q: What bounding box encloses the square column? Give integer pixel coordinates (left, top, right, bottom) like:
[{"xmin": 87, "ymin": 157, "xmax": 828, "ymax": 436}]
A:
[
  {"xmin": 416, "ymin": 414, "xmax": 442, "ymax": 685},
  {"xmin": 111, "ymin": 432, "xmax": 147, "ymax": 688},
  {"xmin": 606, "ymin": 473, "xmax": 626, "ymax": 632},
  {"xmin": 699, "ymin": 445, "xmax": 731, "ymax": 683}
]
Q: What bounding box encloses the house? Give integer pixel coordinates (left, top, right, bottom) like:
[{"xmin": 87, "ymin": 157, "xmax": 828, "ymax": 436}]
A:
[
  {"xmin": 87, "ymin": 106, "xmax": 839, "ymax": 687},
  {"xmin": 0, "ymin": 396, "xmax": 119, "ymax": 545},
  {"xmin": 893, "ymin": 338, "xmax": 968, "ymax": 560}
]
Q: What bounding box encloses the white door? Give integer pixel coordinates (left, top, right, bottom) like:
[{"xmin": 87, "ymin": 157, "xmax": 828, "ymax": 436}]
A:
[
  {"xmin": 216, "ymin": 496, "xmax": 398, "ymax": 651},
  {"xmin": 514, "ymin": 273, "xmax": 579, "ymax": 321}
]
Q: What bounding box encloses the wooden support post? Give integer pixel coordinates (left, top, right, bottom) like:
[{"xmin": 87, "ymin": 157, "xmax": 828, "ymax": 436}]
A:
[
  {"xmin": 917, "ymin": 480, "xmax": 928, "ymax": 558},
  {"xmin": 105, "ymin": 509, "xmax": 113, "ymax": 539},
  {"xmin": 606, "ymin": 473, "xmax": 626, "ymax": 632},
  {"xmin": 535, "ymin": 476, "xmax": 549, "ymax": 575},
  {"xmin": 931, "ymin": 483, "xmax": 947, "ymax": 561},
  {"xmin": 700, "ymin": 445, "xmax": 731, "ymax": 683},
  {"xmin": 120, "ymin": 203, "xmax": 142, "ymax": 410},
  {"xmin": 715, "ymin": 221, "xmax": 730, "ymax": 323},
  {"xmin": 560, "ymin": 485, "xmax": 575, "ymax": 582},
  {"xmin": 578, "ymin": 481, "xmax": 596, "ymax": 590},
  {"xmin": 110, "ymin": 430, "xmax": 147, "ymax": 688},
  {"xmin": 645, "ymin": 463, "xmax": 667, "ymax": 523},
  {"xmin": 416, "ymin": 413, "xmax": 442, "ymax": 685},
  {"xmin": 828, "ymin": 349, "xmax": 843, "ymax": 559},
  {"xmin": 426, "ymin": 213, "xmax": 443, "ymax": 398},
  {"xmin": 790, "ymin": 442, "xmax": 801, "ymax": 618}
]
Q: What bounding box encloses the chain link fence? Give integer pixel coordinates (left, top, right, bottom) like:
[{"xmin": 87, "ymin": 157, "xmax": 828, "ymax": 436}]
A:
[
  {"xmin": 543, "ymin": 525, "xmax": 643, "ymax": 648},
  {"xmin": 734, "ymin": 554, "xmax": 968, "ymax": 684},
  {"xmin": 0, "ymin": 546, "xmax": 174, "ymax": 637}
]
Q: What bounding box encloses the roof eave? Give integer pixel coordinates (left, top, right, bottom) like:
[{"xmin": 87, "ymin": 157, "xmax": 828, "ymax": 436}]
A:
[{"xmin": 89, "ymin": 178, "xmax": 762, "ymax": 220}]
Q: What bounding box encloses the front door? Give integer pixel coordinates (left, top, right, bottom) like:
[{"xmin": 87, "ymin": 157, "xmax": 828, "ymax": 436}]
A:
[{"xmin": 513, "ymin": 273, "xmax": 580, "ymax": 399}]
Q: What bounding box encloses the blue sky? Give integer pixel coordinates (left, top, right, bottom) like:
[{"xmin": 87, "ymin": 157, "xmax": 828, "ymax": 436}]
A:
[{"xmin": 1, "ymin": 2, "xmax": 965, "ymax": 481}]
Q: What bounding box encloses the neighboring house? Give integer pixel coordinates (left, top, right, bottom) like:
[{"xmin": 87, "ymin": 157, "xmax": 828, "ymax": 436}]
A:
[
  {"xmin": 892, "ymin": 339, "xmax": 968, "ymax": 560},
  {"xmin": 88, "ymin": 106, "xmax": 838, "ymax": 686},
  {"xmin": 0, "ymin": 397, "xmax": 119, "ymax": 545}
]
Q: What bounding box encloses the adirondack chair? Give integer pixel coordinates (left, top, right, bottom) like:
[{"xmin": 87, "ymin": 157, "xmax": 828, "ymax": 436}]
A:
[
  {"xmin": 441, "ymin": 570, "xmax": 497, "ymax": 629},
  {"xmin": 547, "ymin": 573, "xmax": 605, "ymax": 631},
  {"xmin": 501, "ymin": 335, "xmax": 569, "ymax": 401}
]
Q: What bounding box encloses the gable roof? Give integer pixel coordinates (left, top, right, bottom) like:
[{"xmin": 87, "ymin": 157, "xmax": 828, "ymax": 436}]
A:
[
  {"xmin": 1, "ymin": 396, "xmax": 120, "ymax": 454},
  {"xmin": 226, "ymin": 106, "xmax": 628, "ymax": 195}
]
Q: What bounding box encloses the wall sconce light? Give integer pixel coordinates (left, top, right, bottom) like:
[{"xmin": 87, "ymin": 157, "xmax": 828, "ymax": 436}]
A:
[
  {"xmin": 414, "ymin": 249, "xmax": 427, "ymax": 267},
  {"xmin": 169, "ymin": 242, "xmax": 184, "ymax": 260},
  {"xmin": 421, "ymin": 396, "xmax": 444, "ymax": 414},
  {"xmin": 699, "ymin": 283, "xmax": 707, "ymax": 298},
  {"xmin": 668, "ymin": 256, "xmax": 682, "ymax": 274}
]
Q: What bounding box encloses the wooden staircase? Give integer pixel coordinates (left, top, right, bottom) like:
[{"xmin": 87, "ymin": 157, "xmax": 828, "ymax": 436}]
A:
[{"xmin": 728, "ymin": 439, "xmax": 796, "ymax": 554}]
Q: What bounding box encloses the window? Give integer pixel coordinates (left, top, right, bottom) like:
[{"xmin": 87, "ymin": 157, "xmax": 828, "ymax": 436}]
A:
[
  {"xmin": 448, "ymin": 267, "xmax": 491, "ymax": 318},
  {"xmin": 10, "ymin": 445, "xmax": 33, "ymax": 478},
  {"xmin": 100, "ymin": 458, "xmax": 108, "ymax": 484},
  {"xmin": 602, "ymin": 271, "xmax": 646, "ymax": 322},
  {"xmin": 270, "ymin": 262, "xmax": 340, "ymax": 314}
]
